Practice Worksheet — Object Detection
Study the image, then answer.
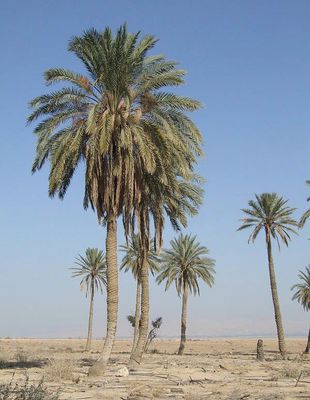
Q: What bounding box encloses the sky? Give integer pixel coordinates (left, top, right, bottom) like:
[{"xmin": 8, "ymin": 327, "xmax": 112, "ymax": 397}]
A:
[{"xmin": 0, "ymin": 0, "xmax": 309, "ymax": 339}]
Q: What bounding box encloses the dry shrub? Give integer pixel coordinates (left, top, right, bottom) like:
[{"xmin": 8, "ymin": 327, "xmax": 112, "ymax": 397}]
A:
[
  {"xmin": 0, "ymin": 377, "xmax": 59, "ymax": 400},
  {"xmin": 14, "ymin": 351, "xmax": 28, "ymax": 363},
  {"xmin": 0, "ymin": 351, "xmax": 10, "ymax": 368},
  {"xmin": 64, "ymin": 347, "xmax": 73, "ymax": 353},
  {"xmin": 271, "ymin": 361, "xmax": 310, "ymax": 381},
  {"xmin": 43, "ymin": 359, "xmax": 75, "ymax": 382},
  {"xmin": 127, "ymin": 383, "xmax": 164, "ymax": 399},
  {"xmin": 278, "ymin": 363, "xmax": 302, "ymax": 378}
]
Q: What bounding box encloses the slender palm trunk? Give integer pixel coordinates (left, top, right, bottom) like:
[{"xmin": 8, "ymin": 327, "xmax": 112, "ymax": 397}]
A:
[
  {"xmin": 178, "ymin": 283, "xmax": 188, "ymax": 355},
  {"xmin": 129, "ymin": 251, "xmax": 149, "ymax": 369},
  {"xmin": 265, "ymin": 229, "xmax": 286, "ymax": 358},
  {"xmin": 85, "ymin": 281, "xmax": 94, "ymax": 351},
  {"xmin": 304, "ymin": 327, "xmax": 310, "ymax": 354},
  {"xmin": 89, "ymin": 216, "xmax": 118, "ymax": 376},
  {"xmin": 132, "ymin": 280, "xmax": 141, "ymax": 353}
]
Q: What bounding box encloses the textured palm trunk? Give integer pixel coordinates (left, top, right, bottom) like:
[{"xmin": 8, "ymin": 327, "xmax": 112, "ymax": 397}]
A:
[
  {"xmin": 304, "ymin": 327, "xmax": 310, "ymax": 354},
  {"xmin": 265, "ymin": 230, "xmax": 286, "ymax": 358},
  {"xmin": 178, "ymin": 283, "xmax": 188, "ymax": 355},
  {"xmin": 89, "ymin": 217, "xmax": 118, "ymax": 376},
  {"xmin": 85, "ymin": 281, "xmax": 94, "ymax": 351},
  {"xmin": 129, "ymin": 251, "xmax": 149, "ymax": 369},
  {"xmin": 132, "ymin": 280, "xmax": 141, "ymax": 353}
]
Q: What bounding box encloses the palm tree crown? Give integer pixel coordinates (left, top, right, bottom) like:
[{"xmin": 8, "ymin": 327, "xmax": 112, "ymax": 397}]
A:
[
  {"xmin": 71, "ymin": 248, "xmax": 107, "ymax": 296},
  {"xmin": 237, "ymin": 193, "xmax": 298, "ymax": 246},
  {"xmin": 156, "ymin": 234, "xmax": 215, "ymax": 295},
  {"xmin": 291, "ymin": 265, "xmax": 310, "ymax": 311},
  {"xmin": 120, "ymin": 234, "xmax": 160, "ymax": 279},
  {"xmin": 28, "ymin": 25, "xmax": 202, "ymax": 225}
]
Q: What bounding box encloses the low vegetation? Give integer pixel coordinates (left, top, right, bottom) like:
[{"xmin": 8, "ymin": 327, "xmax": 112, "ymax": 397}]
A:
[
  {"xmin": 43, "ymin": 359, "xmax": 75, "ymax": 382},
  {"xmin": 0, "ymin": 377, "xmax": 59, "ymax": 400}
]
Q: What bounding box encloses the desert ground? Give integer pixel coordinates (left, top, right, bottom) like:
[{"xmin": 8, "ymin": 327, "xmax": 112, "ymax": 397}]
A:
[{"xmin": 0, "ymin": 338, "xmax": 309, "ymax": 399}]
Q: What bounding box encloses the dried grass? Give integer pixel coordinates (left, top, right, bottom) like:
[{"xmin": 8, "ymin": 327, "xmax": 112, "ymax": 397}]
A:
[
  {"xmin": 43, "ymin": 359, "xmax": 75, "ymax": 382},
  {"xmin": 0, "ymin": 376, "xmax": 59, "ymax": 400},
  {"xmin": 14, "ymin": 351, "xmax": 28, "ymax": 363},
  {"xmin": 0, "ymin": 351, "xmax": 10, "ymax": 368}
]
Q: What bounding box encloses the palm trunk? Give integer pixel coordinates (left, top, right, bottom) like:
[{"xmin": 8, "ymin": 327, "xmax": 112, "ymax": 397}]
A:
[
  {"xmin": 132, "ymin": 280, "xmax": 141, "ymax": 353},
  {"xmin": 85, "ymin": 280, "xmax": 94, "ymax": 351},
  {"xmin": 304, "ymin": 327, "xmax": 310, "ymax": 354},
  {"xmin": 89, "ymin": 216, "xmax": 118, "ymax": 376},
  {"xmin": 178, "ymin": 283, "xmax": 188, "ymax": 355},
  {"xmin": 129, "ymin": 251, "xmax": 149, "ymax": 369},
  {"xmin": 265, "ymin": 229, "xmax": 286, "ymax": 358}
]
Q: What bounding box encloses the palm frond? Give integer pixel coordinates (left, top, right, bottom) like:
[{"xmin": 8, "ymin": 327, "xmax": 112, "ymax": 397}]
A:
[
  {"xmin": 156, "ymin": 234, "xmax": 215, "ymax": 297},
  {"xmin": 291, "ymin": 265, "xmax": 310, "ymax": 311},
  {"xmin": 238, "ymin": 193, "xmax": 298, "ymax": 248},
  {"xmin": 70, "ymin": 248, "xmax": 107, "ymax": 297}
]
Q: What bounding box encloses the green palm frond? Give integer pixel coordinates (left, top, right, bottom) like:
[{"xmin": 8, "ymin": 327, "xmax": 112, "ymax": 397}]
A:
[
  {"xmin": 120, "ymin": 234, "xmax": 160, "ymax": 280},
  {"xmin": 29, "ymin": 24, "xmax": 203, "ymax": 235},
  {"xmin": 238, "ymin": 193, "xmax": 298, "ymax": 248},
  {"xmin": 156, "ymin": 234, "xmax": 215, "ymax": 296},
  {"xmin": 291, "ymin": 265, "xmax": 310, "ymax": 311},
  {"xmin": 70, "ymin": 248, "xmax": 107, "ymax": 297}
]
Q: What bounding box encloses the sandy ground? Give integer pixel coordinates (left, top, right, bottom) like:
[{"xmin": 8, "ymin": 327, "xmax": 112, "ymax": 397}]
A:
[{"xmin": 0, "ymin": 338, "xmax": 309, "ymax": 399}]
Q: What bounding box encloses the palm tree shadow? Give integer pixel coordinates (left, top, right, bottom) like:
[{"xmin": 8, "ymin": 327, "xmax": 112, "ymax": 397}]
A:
[{"xmin": 0, "ymin": 359, "xmax": 48, "ymax": 369}]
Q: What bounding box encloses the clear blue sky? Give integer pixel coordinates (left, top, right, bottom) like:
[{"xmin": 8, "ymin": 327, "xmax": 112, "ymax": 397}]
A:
[{"xmin": 0, "ymin": 0, "xmax": 309, "ymax": 338}]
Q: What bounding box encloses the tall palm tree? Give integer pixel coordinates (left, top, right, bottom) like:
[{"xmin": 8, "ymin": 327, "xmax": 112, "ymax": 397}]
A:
[
  {"xmin": 238, "ymin": 193, "xmax": 298, "ymax": 357},
  {"xmin": 29, "ymin": 25, "xmax": 203, "ymax": 375},
  {"xmin": 120, "ymin": 235, "xmax": 159, "ymax": 352},
  {"xmin": 291, "ymin": 265, "xmax": 310, "ymax": 353},
  {"xmin": 70, "ymin": 248, "xmax": 107, "ymax": 351},
  {"xmin": 299, "ymin": 180, "xmax": 310, "ymax": 227},
  {"xmin": 156, "ymin": 234, "xmax": 215, "ymax": 355},
  {"xmin": 128, "ymin": 176, "xmax": 204, "ymax": 368}
]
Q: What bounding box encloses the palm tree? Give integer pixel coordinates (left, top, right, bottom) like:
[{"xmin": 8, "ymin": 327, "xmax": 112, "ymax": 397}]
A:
[
  {"xmin": 70, "ymin": 248, "xmax": 107, "ymax": 351},
  {"xmin": 120, "ymin": 235, "xmax": 159, "ymax": 352},
  {"xmin": 128, "ymin": 176, "xmax": 204, "ymax": 368},
  {"xmin": 291, "ymin": 265, "xmax": 310, "ymax": 353},
  {"xmin": 299, "ymin": 180, "xmax": 310, "ymax": 227},
  {"xmin": 238, "ymin": 193, "xmax": 298, "ymax": 357},
  {"xmin": 156, "ymin": 234, "xmax": 215, "ymax": 355},
  {"xmin": 29, "ymin": 25, "xmax": 203, "ymax": 375}
]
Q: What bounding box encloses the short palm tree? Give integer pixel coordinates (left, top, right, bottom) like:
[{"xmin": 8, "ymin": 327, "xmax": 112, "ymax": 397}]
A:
[
  {"xmin": 238, "ymin": 193, "xmax": 298, "ymax": 357},
  {"xmin": 29, "ymin": 25, "xmax": 203, "ymax": 375},
  {"xmin": 156, "ymin": 234, "xmax": 215, "ymax": 355},
  {"xmin": 291, "ymin": 265, "xmax": 310, "ymax": 353},
  {"xmin": 299, "ymin": 180, "xmax": 310, "ymax": 227},
  {"xmin": 120, "ymin": 235, "xmax": 159, "ymax": 352},
  {"xmin": 70, "ymin": 248, "xmax": 107, "ymax": 351}
]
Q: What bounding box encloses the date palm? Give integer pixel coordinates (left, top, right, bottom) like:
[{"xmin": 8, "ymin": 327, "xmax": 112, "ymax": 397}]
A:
[
  {"xmin": 156, "ymin": 234, "xmax": 215, "ymax": 355},
  {"xmin": 291, "ymin": 265, "xmax": 310, "ymax": 353},
  {"xmin": 129, "ymin": 175, "xmax": 204, "ymax": 367},
  {"xmin": 238, "ymin": 193, "xmax": 298, "ymax": 357},
  {"xmin": 120, "ymin": 235, "xmax": 159, "ymax": 352},
  {"xmin": 70, "ymin": 248, "xmax": 107, "ymax": 351},
  {"xmin": 28, "ymin": 25, "xmax": 203, "ymax": 375},
  {"xmin": 299, "ymin": 180, "xmax": 310, "ymax": 227}
]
